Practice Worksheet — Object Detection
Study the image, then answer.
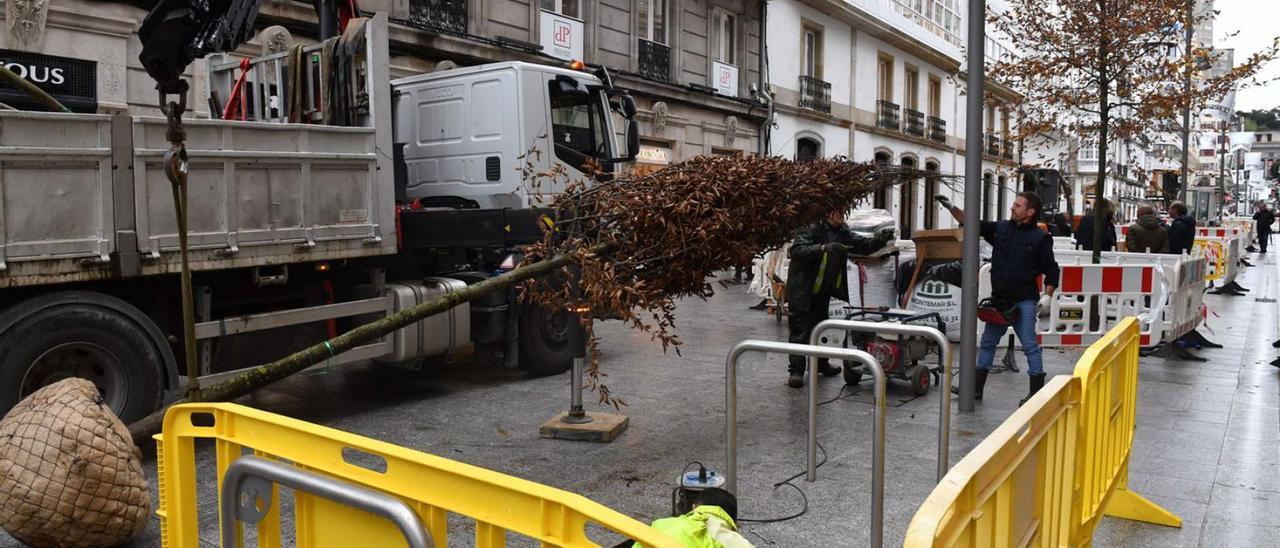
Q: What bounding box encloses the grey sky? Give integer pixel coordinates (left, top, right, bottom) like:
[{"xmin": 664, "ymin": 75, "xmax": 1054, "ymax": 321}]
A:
[{"xmin": 1216, "ymin": 0, "xmax": 1279, "ymax": 111}]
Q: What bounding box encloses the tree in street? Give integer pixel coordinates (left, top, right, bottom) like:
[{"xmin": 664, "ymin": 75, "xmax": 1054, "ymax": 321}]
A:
[{"xmin": 990, "ymin": 0, "xmax": 1277, "ymax": 262}]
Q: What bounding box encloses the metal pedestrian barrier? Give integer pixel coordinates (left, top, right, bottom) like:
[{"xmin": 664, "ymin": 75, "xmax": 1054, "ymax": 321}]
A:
[
  {"xmin": 722, "ymin": 340, "xmax": 887, "ymax": 548},
  {"xmin": 805, "ymin": 319, "xmax": 953, "ymax": 482},
  {"xmin": 156, "ymin": 403, "xmax": 678, "ymax": 548},
  {"xmin": 904, "ymin": 318, "xmax": 1180, "ymax": 547}
]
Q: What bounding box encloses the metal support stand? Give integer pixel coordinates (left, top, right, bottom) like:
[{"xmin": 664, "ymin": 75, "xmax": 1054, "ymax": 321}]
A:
[
  {"xmin": 990, "ymin": 334, "xmax": 1019, "ymax": 374},
  {"xmin": 1179, "ymin": 329, "xmax": 1223, "ymax": 349},
  {"xmin": 1210, "ymin": 281, "xmax": 1249, "ymax": 295},
  {"xmin": 805, "ymin": 319, "xmax": 952, "ymax": 484},
  {"xmin": 539, "ymin": 313, "xmax": 629, "ymax": 442},
  {"xmin": 564, "ymin": 316, "xmax": 592, "ymax": 425},
  {"xmin": 725, "ymin": 339, "xmax": 887, "ymax": 548}
]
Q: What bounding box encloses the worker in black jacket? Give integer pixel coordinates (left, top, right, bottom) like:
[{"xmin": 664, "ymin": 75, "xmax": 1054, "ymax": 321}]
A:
[
  {"xmin": 1074, "ymin": 198, "xmax": 1117, "ymax": 251},
  {"xmin": 1167, "ymin": 201, "xmax": 1197, "ymax": 255},
  {"xmin": 1254, "ymin": 203, "xmax": 1275, "ymax": 253},
  {"xmin": 937, "ymin": 192, "xmax": 1060, "ymax": 404},
  {"xmin": 785, "ymin": 210, "xmax": 893, "ymax": 388}
]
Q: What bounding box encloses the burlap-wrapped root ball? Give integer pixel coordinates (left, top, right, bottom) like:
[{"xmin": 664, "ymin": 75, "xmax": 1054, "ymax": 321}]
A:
[{"xmin": 0, "ymin": 378, "xmax": 150, "ymax": 547}]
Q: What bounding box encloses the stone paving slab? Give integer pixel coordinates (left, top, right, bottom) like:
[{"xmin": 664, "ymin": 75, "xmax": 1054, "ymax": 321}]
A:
[{"xmin": 0, "ymin": 251, "xmax": 1275, "ymax": 547}]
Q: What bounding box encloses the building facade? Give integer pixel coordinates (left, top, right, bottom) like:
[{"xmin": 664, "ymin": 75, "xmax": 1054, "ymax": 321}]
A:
[
  {"xmin": 766, "ymin": 0, "xmax": 1021, "ymax": 237},
  {"xmin": 0, "ymin": 0, "xmax": 767, "ymax": 171}
]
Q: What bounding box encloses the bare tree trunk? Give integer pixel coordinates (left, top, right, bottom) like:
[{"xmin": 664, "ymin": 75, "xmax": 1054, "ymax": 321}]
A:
[
  {"xmin": 127, "ymin": 247, "xmax": 594, "ymax": 446},
  {"xmin": 1093, "ymin": 9, "xmax": 1110, "ymax": 265}
]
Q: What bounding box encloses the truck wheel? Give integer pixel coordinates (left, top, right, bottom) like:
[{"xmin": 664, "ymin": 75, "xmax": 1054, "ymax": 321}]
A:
[
  {"xmin": 0, "ymin": 300, "xmax": 164, "ymax": 423},
  {"xmin": 517, "ymin": 303, "xmax": 573, "ymax": 376}
]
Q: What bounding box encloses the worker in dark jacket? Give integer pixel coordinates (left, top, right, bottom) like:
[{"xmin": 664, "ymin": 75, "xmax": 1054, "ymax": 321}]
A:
[
  {"xmin": 1125, "ymin": 205, "xmax": 1169, "ymax": 253},
  {"xmin": 785, "ymin": 210, "xmax": 893, "ymax": 388},
  {"xmin": 1167, "ymin": 201, "xmax": 1197, "ymax": 255},
  {"xmin": 1074, "ymin": 198, "xmax": 1116, "ymax": 251},
  {"xmin": 1254, "ymin": 203, "xmax": 1275, "ymax": 253},
  {"xmin": 938, "ymin": 192, "xmax": 1060, "ymax": 404}
]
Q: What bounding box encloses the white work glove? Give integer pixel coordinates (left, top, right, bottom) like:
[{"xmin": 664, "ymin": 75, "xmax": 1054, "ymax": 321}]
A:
[{"xmin": 1037, "ymin": 295, "xmax": 1052, "ymax": 318}]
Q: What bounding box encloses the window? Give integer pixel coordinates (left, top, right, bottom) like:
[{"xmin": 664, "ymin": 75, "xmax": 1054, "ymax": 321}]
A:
[
  {"xmin": 904, "ymin": 67, "xmax": 919, "ymax": 110},
  {"xmin": 927, "ymin": 75, "xmax": 941, "ymax": 118},
  {"xmin": 540, "ymin": 0, "xmax": 579, "ymax": 18},
  {"xmin": 548, "ymin": 78, "xmax": 611, "ymax": 173},
  {"xmin": 998, "ymin": 175, "xmax": 1008, "ymax": 220},
  {"xmin": 712, "ymin": 9, "xmax": 736, "ymax": 64},
  {"xmin": 877, "ymin": 54, "xmax": 894, "ymax": 103},
  {"xmin": 924, "ymin": 163, "xmax": 940, "ymax": 229},
  {"xmin": 638, "ymin": 0, "xmax": 667, "ymax": 43},
  {"xmin": 874, "ymin": 152, "xmax": 891, "ymax": 209},
  {"xmin": 982, "ymin": 173, "xmax": 994, "ymax": 221},
  {"xmin": 802, "ymin": 24, "xmax": 822, "ymax": 78},
  {"xmin": 796, "ymin": 137, "xmax": 821, "ymax": 161},
  {"xmin": 900, "ymin": 157, "xmax": 917, "ymax": 238},
  {"xmin": 986, "ymin": 104, "xmax": 996, "ymax": 132}
]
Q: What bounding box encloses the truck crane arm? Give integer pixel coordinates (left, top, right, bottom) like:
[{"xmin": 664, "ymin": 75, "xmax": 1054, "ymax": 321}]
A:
[{"xmin": 138, "ymin": 0, "xmax": 269, "ymax": 95}]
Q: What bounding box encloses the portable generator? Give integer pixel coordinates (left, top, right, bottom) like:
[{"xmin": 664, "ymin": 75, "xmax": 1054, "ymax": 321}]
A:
[{"xmin": 840, "ymin": 310, "xmax": 945, "ymax": 395}]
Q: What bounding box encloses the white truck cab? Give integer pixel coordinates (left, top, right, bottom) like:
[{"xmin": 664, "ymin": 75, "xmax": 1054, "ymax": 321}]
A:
[{"xmin": 394, "ymin": 62, "xmax": 639, "ymax": 209}]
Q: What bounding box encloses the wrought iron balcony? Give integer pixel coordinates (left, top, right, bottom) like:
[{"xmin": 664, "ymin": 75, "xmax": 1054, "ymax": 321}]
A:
[
  {"xmin": 409, "ymin": 0, "xmax": 467, "ymax": 34},
  {"xmin": 904, "ymin": 108, "xmax": 925, "ymax": 137},
  {"xmin": 798, "ymin": 75, "xmax": 832, "ymax": 114},
  {"xmin": 638, "ymin": 39, "xmax": 671, "ymax": 82},
  {"xmin": 1002, "ymin": 137, "xmax": 1015, "ymax": 159},
  {"xmin": 928, "ymin": 116, "xmax": 946, "ymax": 143},
  {"xmin": 985, "ymin": 133, "xmax": 1000, "ymax": 156},
  {"xmin": 877, "ymin": 100, "xmax": 901, "ymax": 131}
]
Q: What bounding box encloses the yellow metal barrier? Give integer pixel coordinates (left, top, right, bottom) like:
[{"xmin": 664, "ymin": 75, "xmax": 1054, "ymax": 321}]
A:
[
  {"xmin": 904, "ymin": 318, "xmax": 1179, "ymax": 547},
  {"xmin": 903, "ymin": 375, "xmax": 1081, "ymax": 547},
  {"xmin": 155, "ymin": 403, "xmax": 678, "ymax": 548},
  {"xmin": 1069, "ymin": 318, "xmax": 1180, "ymax": 545}
]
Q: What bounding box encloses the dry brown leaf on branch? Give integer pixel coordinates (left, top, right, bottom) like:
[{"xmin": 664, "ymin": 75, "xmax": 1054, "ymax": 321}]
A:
[{"xmin": 518, "ymin": 155, "xmax": 929, "ymax": 404}]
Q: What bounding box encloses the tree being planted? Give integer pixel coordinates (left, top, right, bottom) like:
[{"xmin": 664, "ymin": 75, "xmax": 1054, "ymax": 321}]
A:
[
  {"xmin": 990, "ymin": 0, "xmax": 1276, "ymax": 262},
  {"xmin": 129, "ymin": 155, "xmax": 921, "ymax": 443}
]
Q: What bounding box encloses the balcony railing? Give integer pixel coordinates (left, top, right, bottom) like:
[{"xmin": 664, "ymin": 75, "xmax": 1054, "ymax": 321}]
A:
[
  {"xmin": 928, "ymin": 116, "xmax": 946, "ymax": 143},
  {"xmin": 409, "ymin": 0, "xmax": 467, "ymax": 34},
  {"xmin": 904, "ymin": 108, "xmax": 925, "ymax": 137},
  {"xmin": 638, "ymin": 39, "xmax": 670, "ymax": 82},
  {"xmin": 1002, "ymin": 137, "xmax": 1015, "ymax": 159},
  {"xmin": 985, "ymin": 133, "xmax": 1000, "ymax": 156},
  {"xmin": 877, "ymin": 100, "xmax": 901, "ymax": 131},
  {"xmin": 798, "ymin": 75, "xmax": 832, "ymax": 114}
]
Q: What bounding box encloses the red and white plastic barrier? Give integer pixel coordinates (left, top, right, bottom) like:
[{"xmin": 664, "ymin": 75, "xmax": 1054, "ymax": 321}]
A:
[{"xmin": 979, "ymin": 249, "xmax": 1207, "ymax": 349}]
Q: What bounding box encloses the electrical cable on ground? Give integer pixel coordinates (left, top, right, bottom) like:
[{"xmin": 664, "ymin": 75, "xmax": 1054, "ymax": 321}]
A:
[{"xmin": 736, "ymin": 382, "xmax": 862, "ymax": 524}]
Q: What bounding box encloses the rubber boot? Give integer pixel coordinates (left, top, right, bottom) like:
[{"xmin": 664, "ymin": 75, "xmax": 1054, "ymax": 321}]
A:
[
  {"xmin": 818, "ymin": 359, "xmax": 842, "ymax": 377},
  {"xmin": 950, "ymin": 369, "xmax": 987, "ymax": 401},
  {"xmin": 1020, "ymin": 373, "xmax": 1047, "ymax": 406},
  {"xmin": 788, "ymin": 371, "xmax": 804, "ymax": 388}
]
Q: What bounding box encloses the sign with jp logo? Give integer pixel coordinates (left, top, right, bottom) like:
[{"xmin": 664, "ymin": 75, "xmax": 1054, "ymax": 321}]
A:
[
  {"xmin": 711, "ymin": 61, "xmax": 738, "ymax": 97},
  {"xmin": 540, "ymin": 11, "xmax": 584, "ymax": 61}
]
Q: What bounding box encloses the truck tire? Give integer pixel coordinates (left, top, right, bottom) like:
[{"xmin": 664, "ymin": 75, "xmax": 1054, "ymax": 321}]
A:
[
  {"xmin": 0, "ymin": 296, "xmax": 165, "ymax": 424},
  {"xmin": 517, "ymin": 303, "xmax": 573, "ymax": 376}
]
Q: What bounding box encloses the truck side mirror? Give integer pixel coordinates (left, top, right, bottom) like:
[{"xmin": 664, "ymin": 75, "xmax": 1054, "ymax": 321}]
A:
[
  {"xmin": 625, "ymin": 119, "xmax": 640, "ymax": 160},
  {"xmin": 620, "ymin": 95, "xmax": 637, "ymax": 119}
]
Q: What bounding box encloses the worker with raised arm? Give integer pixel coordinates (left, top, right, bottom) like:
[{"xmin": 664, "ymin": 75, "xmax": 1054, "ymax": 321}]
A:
[{"xmin": 935, "ymin": 192, "xmax": 1060, "ymax": 404}]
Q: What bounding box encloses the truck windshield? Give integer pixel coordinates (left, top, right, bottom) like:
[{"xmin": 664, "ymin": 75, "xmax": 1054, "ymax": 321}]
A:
[{"xmin": 549, "ymin": 81, "xmax": 611, "ymax": 174}]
